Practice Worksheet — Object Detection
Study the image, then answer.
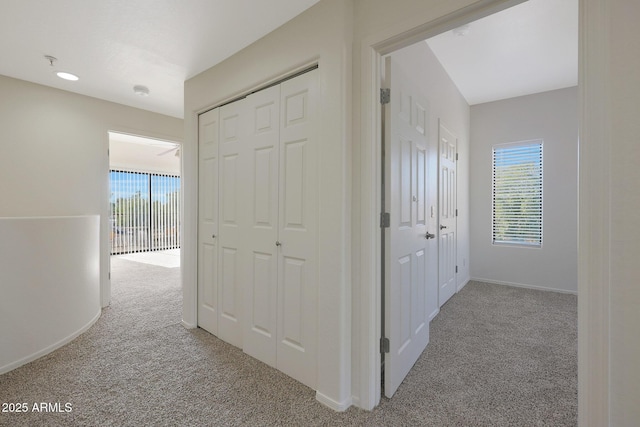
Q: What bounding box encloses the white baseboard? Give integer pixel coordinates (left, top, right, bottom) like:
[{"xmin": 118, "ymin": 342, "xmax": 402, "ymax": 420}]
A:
[
  {"xmin": 181, "ymin": 319, "xmax": 197, "ymax": 329},
  {"xmin": 0, "ymin": 310, "xmax": 101, "ymax": 375},
  {"xmin": 428, "ymin": 308, "xmax": 440, "ymax": 322},
  {"xmin": 316, "ymin": 391, "xmax": 352, "ymax": 412},
  {"xmin": 457, "ymin": 276, "xmax": 470, "ymax": 292},
  {"xmin": 350, "ymin": 396, "xmax": 361, "ymax": 409},
  {"xmin": 470, "ymin": 277, "xmax": 578, "ymax": 295}
]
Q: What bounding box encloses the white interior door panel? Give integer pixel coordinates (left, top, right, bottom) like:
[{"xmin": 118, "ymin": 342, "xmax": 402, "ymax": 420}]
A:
[
  {"xmin": 197, "ymin": 68, "xmax": 319, "ymax": 391},
  {"xmin": 384, "ymin": 56, "xmax": 432, "ymax": 398},
  {"xmin": 197, "ymin": 108, "xmax": 220, "ymax": 334},
  {"xmin": 242, "ymin": 85, "xmax": 280, "ymax": 367},
  {"xmin": 217, "ymin": 99, "xmax": 246, "ymax": 348},
  {"xmin": 276, "ymin": 70, "xmax": 318, "ymax": 389},
  {"xmin": 438, "ymin": 121, "xmax": 457, "ymax": 307}
]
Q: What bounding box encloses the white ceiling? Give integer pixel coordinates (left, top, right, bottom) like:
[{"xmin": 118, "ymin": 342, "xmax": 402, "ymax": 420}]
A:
[
  {"xmin": 0, "ymin": 0, "xmax": 577, "ymax": 118},
  {"xmin": 427, "ymin": 0, "xmax": 578, "ymax": 105},
  {"xmin": 0, "ymin": 0, "xmax": 321, "ymax": 118},
  {"xmin": 109, "ymin": 132, "xmax": 180, "ymax": 175}
]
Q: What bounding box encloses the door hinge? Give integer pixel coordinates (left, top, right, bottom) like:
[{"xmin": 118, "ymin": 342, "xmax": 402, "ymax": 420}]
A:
[
  {"xmin": 380, "ymin": 88, "xmax": 390, "ymax": 105},
  {"xmin": 380, "ymin": 337, "xmax": 390, "ymax": 353},
  {"xmin": 455, "ymin": 209, "xmax": 458, "ymax": 217},
  {"xmin": 456, "ymin": 152, "xmax": 459, "ymax": 161},
  {"xmin": 380, "ymin": 212, "xmax": 390, "ymax": 228},
  {"xmin": 455, "ymin": 265, "xmax": 458, "ymax": 273}
]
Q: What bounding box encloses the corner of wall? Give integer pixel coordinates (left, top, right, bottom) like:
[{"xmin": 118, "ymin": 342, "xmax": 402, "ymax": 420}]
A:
[{"xmin": 316, "ymin": 391, "xmax": 353, "ymax": 412}]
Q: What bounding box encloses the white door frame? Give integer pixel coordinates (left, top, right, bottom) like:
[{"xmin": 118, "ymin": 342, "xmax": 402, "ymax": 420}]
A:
[
  {"xmin": 358, "ymin": 2, "xmax": 610, "ymax": 423},
  {"xmin": 354, "ymin": 0, "xmax": 529, "ymax": 411}
]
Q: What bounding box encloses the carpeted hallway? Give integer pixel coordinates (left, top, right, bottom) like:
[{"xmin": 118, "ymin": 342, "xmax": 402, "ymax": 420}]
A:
[{"xmin": 0, "ymin": 256, "xmax": 577, "ymax": 426}]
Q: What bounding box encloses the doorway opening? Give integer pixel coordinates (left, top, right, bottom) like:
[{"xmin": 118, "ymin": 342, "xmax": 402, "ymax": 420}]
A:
[
  {"xmin": 378, "ymin": 0, "xmax": 577, "ymax": 402},
  {"xmin": 108, "ymin": 131, "xmax": 182, "ymax": 291}
]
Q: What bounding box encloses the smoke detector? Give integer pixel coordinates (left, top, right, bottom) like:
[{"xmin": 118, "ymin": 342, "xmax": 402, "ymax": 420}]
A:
[{"xmin": 133, "ymin": 85, "xmax": 150, "ymax": 96}]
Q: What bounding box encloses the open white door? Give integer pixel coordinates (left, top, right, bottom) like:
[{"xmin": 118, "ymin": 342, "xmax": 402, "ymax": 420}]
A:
[
  {"xmin": 438, "ymin": 121, "xmax": 457, "ymax": 307},
  {"xmin": 383, "ymin": 57, "xmax": 431, "ymax": 398}
]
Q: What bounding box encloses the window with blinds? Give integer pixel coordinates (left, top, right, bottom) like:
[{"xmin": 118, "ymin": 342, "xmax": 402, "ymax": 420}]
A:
[
  {"xmin": 492, "ymin": 140, "xmax": 543, "ymax": 247},
  {"xmin": 109, "ymin": 170, "xmax": 181, "ymax": 254}
]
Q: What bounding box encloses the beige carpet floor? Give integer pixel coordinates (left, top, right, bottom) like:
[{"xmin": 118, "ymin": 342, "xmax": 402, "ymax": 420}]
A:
[{"xmin": 0, "ymin": 257, "xmax": 577, "ymax": 426}]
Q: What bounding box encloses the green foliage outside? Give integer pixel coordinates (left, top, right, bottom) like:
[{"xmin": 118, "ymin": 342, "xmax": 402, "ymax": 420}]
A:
[{"xmin": 493, "ymin": 150, "xmax": 542, "ymax": 246}]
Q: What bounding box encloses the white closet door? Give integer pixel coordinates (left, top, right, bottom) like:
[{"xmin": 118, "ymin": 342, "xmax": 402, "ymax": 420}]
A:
[
  {"xmin": 243, "ymin": 85, "xmax": 280, "ymax": 367},
  {"xmin": 384, "ymin": 57, "xmax": 431, "ymax": 398},
  {"xmin": 218, "ymin": 100, "xmax": 246, "ymax": 348},
  {"xmin": 198, "ymin": 108, "xmax": 219, "ymax": 334},
  {"xmin": 276, "ymin": 69, "xmax": 318, "ymax": 389}
]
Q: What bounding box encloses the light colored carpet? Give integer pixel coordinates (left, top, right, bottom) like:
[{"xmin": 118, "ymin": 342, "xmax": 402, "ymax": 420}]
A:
[
  {"xmin": 0, "ymin": 258, "xmax": 577, "ymax": 426},
  {"xmin": 114, "ymin": 248, "xmax": 180, "ymax": 268}
]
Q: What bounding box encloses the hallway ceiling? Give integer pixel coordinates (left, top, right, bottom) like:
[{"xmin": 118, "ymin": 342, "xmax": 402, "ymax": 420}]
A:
[
  {"xmin": 0, "ymin": 0, "xmax": 321, "ymax": 118},
  {"xmin": 0, "ymin": 0, "xmax": 577, "ymax": 118},
  {"xmin": 427, "ymin": 0, "xmax": 578, "ymax": 105}
]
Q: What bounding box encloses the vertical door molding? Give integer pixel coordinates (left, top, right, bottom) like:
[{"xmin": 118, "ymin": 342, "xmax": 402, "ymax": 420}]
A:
[{"xmin": 578, "ymin": 0, "xmax": 611, "ymax": 424}]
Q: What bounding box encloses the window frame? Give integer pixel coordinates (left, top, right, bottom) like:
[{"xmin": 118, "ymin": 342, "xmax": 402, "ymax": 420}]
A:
[{"xmin": 491, "ymin": 139, "xmax": 543, "ymax": 248}]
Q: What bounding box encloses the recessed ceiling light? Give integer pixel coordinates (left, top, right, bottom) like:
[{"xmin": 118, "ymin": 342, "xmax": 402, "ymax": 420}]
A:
[
  {"xmin": 133, "ymin": 85, "xmax": 150, "ymax": 96},
  {"xmin": 44, "ymin": 55, "xmax": 79, "ymax": 82},
  {"xmin": 56, "ymin": 71, "xmax": 79, "ymax": 81}
]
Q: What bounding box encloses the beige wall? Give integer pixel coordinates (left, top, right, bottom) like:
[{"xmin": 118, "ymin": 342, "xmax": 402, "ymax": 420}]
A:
[
  {"xmin": 608, "ymin": 0, "xmax": 640, "ymax": 424},
  {"xmin": 0, "ymin": 75, "xmax": 184, "ymax": 306},
  {"xmin": 0, "ymin": 75, "xmax": 183, "ymax": 216},
  {"xmin": 470, "ymin": 87, "xmax": 578, "ymax": 293}
]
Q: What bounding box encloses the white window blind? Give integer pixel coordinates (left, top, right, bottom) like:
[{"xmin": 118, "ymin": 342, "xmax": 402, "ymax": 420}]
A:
[
  {"xmin": 492, "ymin": 141, "xmax": 543, "ymax": 246},
  {"xmin": 109, "ymin": 170, "xmax": 180, "ymax": 254}
]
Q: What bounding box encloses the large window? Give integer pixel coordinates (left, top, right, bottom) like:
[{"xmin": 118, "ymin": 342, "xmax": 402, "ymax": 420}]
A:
[
  {"xmin": 109, "ymin": 170, "xmax": 181, "ymax": 254},
  {"xmin": 492, "ymin": 140, "xmax": 543, "ymax": 247}
]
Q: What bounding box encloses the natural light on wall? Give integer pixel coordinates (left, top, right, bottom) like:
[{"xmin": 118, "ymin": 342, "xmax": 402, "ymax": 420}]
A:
[{"xmin": 492, "ymin": 140, "xmax": 543, "ymax": 247}]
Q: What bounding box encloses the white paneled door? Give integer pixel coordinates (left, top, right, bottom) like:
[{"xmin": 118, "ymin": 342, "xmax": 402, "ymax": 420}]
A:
[
  {"xmin": 242, "ymin": 85, "xmax": 280, "ymax": 368},
  {"xmin": 438, "ymin": 121, "xmax": 457, "ymax": 307},
  {"xmin": 218, "ymin": 99, "xmax": 246, "ymax": 348},
  {"xmin": 198, "ymin": 68, "xmax": 318, "ymax": 390},
  {"xmin": 384, "ymin": 57, "xmax": 431, "ymax": 398},
  {"xmin": 197, "ymin": 108, "xmax": 219, "ymax": 334},
  {"xmin": 276, "ymin": 70, "xmax": 318, "ymax": 389}
]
